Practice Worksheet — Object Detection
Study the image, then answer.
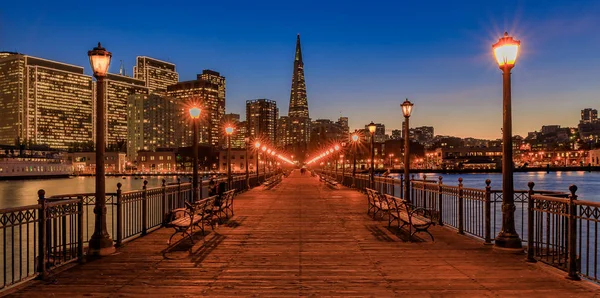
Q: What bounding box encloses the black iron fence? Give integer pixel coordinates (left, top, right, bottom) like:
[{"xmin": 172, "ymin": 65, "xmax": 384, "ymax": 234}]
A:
[
  {"xmin": 317, "ymin": 169, "xmax": 598, "ymax": 281},
  {"xmin": 0, "ymin": 172, "xmax": 272, "ymax": 291}
]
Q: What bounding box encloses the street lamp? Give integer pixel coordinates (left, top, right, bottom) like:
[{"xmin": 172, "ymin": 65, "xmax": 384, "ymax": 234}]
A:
[
  {"xmin": 87, "ymin": 43, "xmax": 115, "ymax": 256},
  {"xmin": 341, "ymin": 142, "xmax": 347, "ymax": 183},
  {"xmin": 493, "ymin": 31, "xmax": 522, "ymax": 249},
  {"xmin": 255, "ymin": 142, "xmax": 261, "ymax": 184},
  {"xmin": 262, "ymin": 146, "xmax": 267, "ymax": 177},
  {"xmin": 245, "ymin": 137, "xmax": 250, "ymax": 189},
  {"xmin": 189, "ymin": 107, "xmax": 201, "ymax": 202},
  {"xmin": 351, "ymin": 132, "xmax": 359, "ymax": 188},
  {"xmin": 389, "ymin": 153, "xmax": 394, "ymax": 168},
  {"xmin": 368, "ymin": 122, "xmax": 377, "ymax": 189},
  {"xmin": 225, "ymin": 126, "xmax": 234, "ymax": 190},
  {"xmin": 401, "ymin": 99, "xmax": 414, "ymax": 202}
]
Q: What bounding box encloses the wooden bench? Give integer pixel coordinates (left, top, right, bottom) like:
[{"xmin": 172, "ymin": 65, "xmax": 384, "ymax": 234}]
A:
[
  {"xmin": 263, "ymin": 175, "xmax": 282, "ymax": 189},
  {"xmin": 164, "ymin": 196, "xmax": 216, "ymax": 246},
  {"xmin": 213, "ymin": 190, "xmax": 235, "ymax": 222},
  {"xmin": 383, "ymin": 194, "xmax": 435, "ymax": 241},
  {"xmin": 365, "ymin": 188, "xmax": 389, "ymax": 219}
]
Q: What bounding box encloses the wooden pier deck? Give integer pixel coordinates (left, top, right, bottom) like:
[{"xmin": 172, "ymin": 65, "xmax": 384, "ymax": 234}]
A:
[{"xmin": 9, "ymin": 170, "xmax": 600, "ymax": 297}]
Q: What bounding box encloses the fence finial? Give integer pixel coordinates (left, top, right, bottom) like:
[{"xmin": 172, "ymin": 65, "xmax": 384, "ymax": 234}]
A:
[
  {"xmin": 37, "ymin": 189, "xmax": 45, "ymax": 201},
  {"xmin": 569, "ymin": 184, "xmax": 577, "ymax": 196},
  {"xmin": 438, "ymin": 176, "xmax": 443, "ymax": 183},
  {"xmin": 162, "ymin": 179, "xmax": 166, "ymax": 187},
  {"xmin": 527, "ymin": 181, "xmax": 535, "ymax": 190},
  {"xmin": 143, "ymin": 180, "xmax": 148, "ymax": 187},
  {"xmin": 117, "ymin": 182, "xmax": 122, "ymax": 190},
  {"xmin": 458, "ymin": 177, "xmax": 463, "ymax": 185},
  {"xmin": 485, "ymin": 179, "xmax": 491, "ymax": 187}
]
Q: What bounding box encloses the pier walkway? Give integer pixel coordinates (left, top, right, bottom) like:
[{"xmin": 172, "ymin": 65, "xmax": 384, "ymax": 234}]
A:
[{"xmin": 10, "ymin": 171, "xmax": 600, "ymax": 297}]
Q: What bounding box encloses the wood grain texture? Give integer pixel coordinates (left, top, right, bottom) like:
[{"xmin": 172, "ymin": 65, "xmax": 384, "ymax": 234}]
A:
[{"xmin": 9, "ymin": 170, "xmax": 600, "ymax": 297}]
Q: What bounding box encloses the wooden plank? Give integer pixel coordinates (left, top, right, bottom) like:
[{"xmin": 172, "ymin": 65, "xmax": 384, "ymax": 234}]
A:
[{"xmin": 8, "ymin": 170, "xmax": 600, "ymax": 297}]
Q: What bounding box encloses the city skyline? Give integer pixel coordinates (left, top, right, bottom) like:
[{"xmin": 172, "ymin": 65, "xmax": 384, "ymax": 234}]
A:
[{"xmin": 2, "ymin": 1, "xmax": 600, "ymax": 139}]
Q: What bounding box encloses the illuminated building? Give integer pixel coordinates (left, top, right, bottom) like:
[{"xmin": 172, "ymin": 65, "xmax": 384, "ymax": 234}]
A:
[
  {"xmin": 167, "ymin": 72, "xmax": 224, "ymax": 147},
  {"xmin": 286, "ymin": 35, "xmax": 311, "ymax": 146},
  {"xmin": 246, "ymin": 99, "xmax": 278, "ymax": 145},
  {"xmin": 102, "ymin": 74, "xmax": 149, "ymax": 148},
  {"xmin": 127, "ymin": 94, "xmax": 177, "ymax": 160},
  {"xmin": 133, "ymin": 56, "xmax": 179, "ymax": 94},
  {"xmin": 0, "ymin": 52, "xmax": 93, "ymax": 149}
]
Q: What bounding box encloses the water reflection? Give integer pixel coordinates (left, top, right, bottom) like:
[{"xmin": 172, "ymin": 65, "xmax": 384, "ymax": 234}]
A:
[
  {"xmin": 390, "ymin": 171, "xmax": 600, "ymax": 202},
  {"xmin": 0, "ymin": 176, "xmax": 184, "ymax": 208}
]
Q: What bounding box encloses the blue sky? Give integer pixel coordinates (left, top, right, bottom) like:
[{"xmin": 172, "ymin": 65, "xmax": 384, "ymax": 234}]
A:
[{"xmin": 2, "ymin": 0, "xmax": 600, "ymax": 139}]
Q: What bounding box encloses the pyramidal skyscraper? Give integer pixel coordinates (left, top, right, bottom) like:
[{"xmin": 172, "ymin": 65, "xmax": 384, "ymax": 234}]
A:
[{"xmin": 284, "ymin": 34, "xmax": 311, "ymax": 151}]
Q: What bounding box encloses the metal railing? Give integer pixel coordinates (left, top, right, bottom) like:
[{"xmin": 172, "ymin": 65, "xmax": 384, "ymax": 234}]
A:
[
  {"xmin": 0, "ymin": 172, "xmax": 270, "ymax": 291},
  {"xmin": 316, "ymin": 169, "xmax": 600, "ymax": 281}
]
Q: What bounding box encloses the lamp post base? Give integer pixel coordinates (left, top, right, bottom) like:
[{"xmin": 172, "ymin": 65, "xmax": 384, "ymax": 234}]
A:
[
  {"xmin": 88, "ymin": 236, "xmax": 115, "ymax": 256},
  {"xmin": 494, "ymin": 232, "xmax": 523, "ymax": 251}
]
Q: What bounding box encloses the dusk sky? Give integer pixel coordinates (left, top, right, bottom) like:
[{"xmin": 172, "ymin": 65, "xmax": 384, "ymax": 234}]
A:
[{"xmin": 2, "ymin": 0, "xmax": 599, "ymax": 139}]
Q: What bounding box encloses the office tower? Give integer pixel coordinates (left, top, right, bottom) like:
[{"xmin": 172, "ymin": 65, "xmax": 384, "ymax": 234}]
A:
[
  {"xmin": 277, "ymin": 116, "xmax": 291, "ymax": 147},
  {"xmin": 365, "ymin": 123, "xmax": 386, "ymax": 143},
  {"xmin": 103, "ymin": 74, "xmax": 149, "ymax": 148},
  {"xmin": 581, "ymin": 108, "xmax": 598, "ymax": 123},
  {"xmin": 127, "ymin": 94, "xmax": 177, "ymax": 160},
  {"xmin": 337, "ymin": 116, "xmax": 349, "ymax": 133},
  {"xmin": 167, "ymin": 74, "xmax": 223, "ymax": 147},
  {"xmin": 310, "ymin": 119, "xmax": 346, "ymax": 150},
  {"xmin": 410, "ymin": 126, "xmax": 435, "ymax": 145},
  {"xmin": 287, "ymin": 34, "xmax": 311, "ymax": 145},
  {"xmin": 391, "ymin": 129, "xmax": 402, "ymax": 140},
  {"xmin": 222, "ymin": 113, "xmax": 246, "ymax": 148},
  {"xmin": 246, "ymin": 99, "xmax": 278, "ymax": 145},
  {"xmin": 0, "ymin": 52, "xmax": 94, "ymax": 149},
  {"xmin": 133, "ymin": 56, "xmax": 179, "ymax": 94}
]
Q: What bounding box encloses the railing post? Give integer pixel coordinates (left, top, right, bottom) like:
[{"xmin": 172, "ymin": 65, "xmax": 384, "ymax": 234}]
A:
[
  {"xmin": 484, "ymin": 179, "xmax": 492, "ymax": 244},
  {"xmin": 566, "ymin": 185, "xmax": 580, "ymax": 280},
  {"xmin": 458, "ymin": 178, "xmax": 464, "ymax": 235},
  {"xmin": 116, "ymin": 183, "xmax": 122, "ymax": 247},
  {"xmin": 77, "ymin": 195, "xmax": 84, "ymax": 263},
  {"xmin": 37, "ymin": 189, "xmax": 47, "ymax": 280},
  {"xmin": 177, "ymin": 178, "xmax": 181, "ymax": 207},
  {"xmin": 161, "ymin": 179, "xmax": 167, "ymax": 226},
  {"xmin": 526, "ymin": 181, "xmax": 536, "ymax": 262},
  {"xmin": 438, "ymin": 176, "xmax": 443, "ymax": 226},
  {"xmin": 142, "ymin": 180, "xmax": 148, "ymax": 236},
  {"xmin": 400, "ymin": 176, "xmax": 404, "ymax": 199},
  {"xmin": 422, "ymin": 175, "xmax": 428, "ymax": 209},
  {"xmin": 410, "ymin": 174, "xmax": 415, "ymax": 203}
]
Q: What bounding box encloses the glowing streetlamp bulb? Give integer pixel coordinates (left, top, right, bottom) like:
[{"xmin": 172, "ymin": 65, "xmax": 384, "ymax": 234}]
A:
[
  {"xmin": 334, "ymin": 145, "xmax": 340, "ymax": 151},
  {"xmin": 255, "ymin": 142, "xmax": 261, "ymax": 148},
  {"xmin": 88, "ymin": 42, "xmax": 112, "ymax": 77},
  {"xmin": 401, "ymin": 98, "xmax": 414, "ymax": 118},
  {"xmin": 352, "ymin": 134, "xmax": 359, "ymax": 142},
  {"xmin": 189, "ymin": 107, "xmax": 201, "ymax": 119},
  {"xmin": 368, "ymin": 122, "xmax": 376, "ymax": 135},
  {"xmin": 493, "ymin": 32, "xmax": 520, "ymax": 69},
  {"xmin": 225, "ymin": 126, "xmax": 234, "ymax": 135},
  {"xmin": 262, "ymin": 146, "xmax": 267, "ymax": 151}
]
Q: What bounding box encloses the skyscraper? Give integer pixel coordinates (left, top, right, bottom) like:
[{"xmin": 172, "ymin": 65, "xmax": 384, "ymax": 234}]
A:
[
  {"xmin": 133, "ymin": 56, "xmax": 179, "ymax": 94},
  {"xmin": 286, "ymin": 34, "xmax": 311, "ymax": 147},
  {"xmin": 246, "ymin": 99, "xmax": 278, "ymax": 145},
  {"xmin": 127, "ymin": 94, "xmax": 177, "ymax": 160},
  {"xmin": 102, "ymin": 74, "xmax": 149, "ymax": 148},
  {"xmin": 0, "ymin": 53, "xmax": 94, "ymax": 149},
  {"xmin": 167, "ymin": 75, "xmax": 223, "ymax": 147}
]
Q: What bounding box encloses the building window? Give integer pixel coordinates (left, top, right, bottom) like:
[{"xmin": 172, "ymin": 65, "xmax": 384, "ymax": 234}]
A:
[
  {"xmin": 150, "ymin": 156, "xmax": 155, "ymax": 161},
  {"xmin": 159, "ymin": 156, "xmax": 164, "ymax": 160}
]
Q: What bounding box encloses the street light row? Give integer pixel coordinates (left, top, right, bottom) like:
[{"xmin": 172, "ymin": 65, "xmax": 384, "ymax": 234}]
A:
[
  {"xmin": 306, "ymin": 145, "xmax": 341, "ymax": 165},
  {"xmin": 254, "ymin": 141, "xmax": 294, "ymax": 165}
]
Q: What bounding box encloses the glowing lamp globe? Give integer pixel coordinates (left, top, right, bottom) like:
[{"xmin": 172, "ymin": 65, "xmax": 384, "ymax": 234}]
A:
[
  {"xmin": 493, "ymin": 32, "xmax": 520, "ymax": 69},
  {"xmin": 88, "ymin": 42, "xmax": 112, "ymax": 77},
  {"xmin": 189, "ymin": 107, "xmax": 201, "ymax": 119},
  {"xmin": 225, "ymin": 126, "xmax": 234, "ymax": 135},
  {"xmin": 368, "ymin": 122, "xmax": 376, "ymax": 135},
  {"xmin": 352, "ymin": 134, "xmax": 359, "ymax": 142},
  {"xmin": 255, "ymin": 142, "xmax": 261, "ymax": 148},
  {"xmin": 401, "ymin": 99, "xmax": 414, "ymax": 118}
]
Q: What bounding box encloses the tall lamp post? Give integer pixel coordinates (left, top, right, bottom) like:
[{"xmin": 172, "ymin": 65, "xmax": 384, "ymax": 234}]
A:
[
  {"xmin": 225, "ymin": 126, "xmax": 234, "ymax": 190},
  {"xmin": 341, "ymin": 142, "xmax": 347, "ymax": 183},
  {"xmin": 493, "ymin": 32, "xmax": 522, "ymax": 249},
  {"xmin": 189, "ymin": 107, "xmax": 201, "ymax": 201},
  {"xmin": 262, "ymin": 146, "xmax": 267, "ymax": 179},
  {"xmin": 334, "ymin": 145, "xmax": 340, "ymax": 180},
  {"xmin": 255, "ymin": 142, "xmax": 261, "ymax": 184},
  {"xmin": 88, "ymin": 43, "xmax": 115, "ymax": 256},
  {"xmin": 401, "ymin": 99, "xmax": 414, "ymax": 202},
  {"xmin": 351, "ymin": 132, "xmax": 359, "ymax": 188},
  {"xmin": 244, "ymin": 137, "xmax": 250, "ymax": 189},
  {"xmin": 368, "ymin": 122, "xmax": 377, "ymax": 189}
]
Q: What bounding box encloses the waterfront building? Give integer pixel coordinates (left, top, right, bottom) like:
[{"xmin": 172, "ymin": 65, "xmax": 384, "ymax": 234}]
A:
[
  {"xmin": 286, "ymin": 35, "xmax": 311, "ymax": 147},
  {"xmin": 70, "ymin": 152, "xmax": 126, "ymax": 174},
  {"xmin": 309, "ymin": 119, "xmax": 346, "ymax": 151},
  {"xmin": 0, "ymin": 52, "xmax": 94, "ymax": 150},
  {"xmin": 219, "ymin": 148, "xmax": 255, "ymax": 173},
  {"xmin": 135, "ymin": 150, "xmax": 176, "ymax": 173},
  {"xmin": 391, "ymin": 129, "xmax": 402, "ymax": 140},
  {"xmin": 167, "ymin": 72, "xmax": 224, "ymax": 147},
  {"xmin": 246, "ymin": 99, "xmax": 278, "ymax": 145},
  {"xmin": 127, "ymin": 94, "xmax": 177, "ymax": 161},
  {"xmin": 133, "ymin": 56, "xmax": 178, "ymax": 94},
  {"xmin": 103, "ymin": 74, "xmax": 149, "ymax": 148},
  {"xmin": 410, "ymin": 126, "xmax": 435, "ymax": 146}
]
